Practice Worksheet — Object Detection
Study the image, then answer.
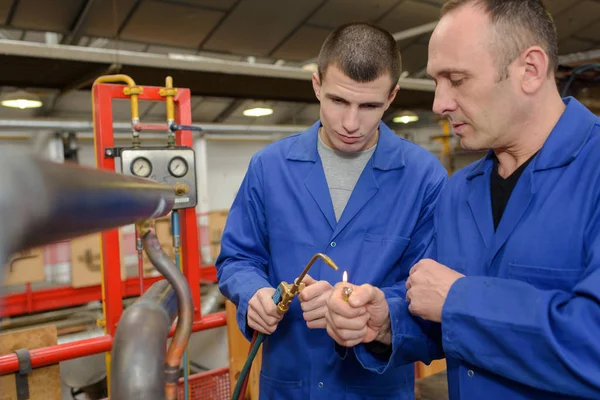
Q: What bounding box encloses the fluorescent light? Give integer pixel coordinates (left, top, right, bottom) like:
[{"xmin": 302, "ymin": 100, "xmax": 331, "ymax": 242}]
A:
[
  {"xmin": 301, "ymin": 62, "xmax": 318, "ymax": 72},
  {"xmin": 1, "ymin": 91, "xmax": 43, "ymax": 109},
  {"xmin": 243, "ymin": 107, "xmax": 273, "ymax": 117},
  {"xmin": 393, "ymin": 111, "xmax": 419, "ymax": 124}
]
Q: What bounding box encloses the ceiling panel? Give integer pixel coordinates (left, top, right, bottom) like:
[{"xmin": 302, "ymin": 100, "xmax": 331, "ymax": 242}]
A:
[
  {"xmin": 553, "ymin": 0, "xmax": 600, "ymax": 39},
  {"xmin": 192, "ymin": 97, "xmax": 234, "ymax": 122},
  {"xmin": 271, "ymin": 26, "xmax": 331, "ymax": 61},
  {"xmin": 308, "ymin": 0, "xmax": 399, "ymax": 28},
  {"xmin": 165, "ymin": 0, "xmax": 238, "ymax": 11},
  {"xmin": 573, "ymin": 18, "xmax": 600, "ymax": 42},
  {"xmin": 202, "ymin": 0, "xmax": 323, "ymax": 56},
  {"xmin": 558, "ymin": 37, "xmax": 597, "ymax": 55},
  {"xmin": 399, "ymin": 43, "xmax": 428, "ymax": 75},
  {"xmin": 0, "ymin": 0, "xmax": 12, "ymax": 25},
  {"xmin": 0, "ymin": 28, "xmax": 23, "ymax": 40},
  {"xmin": 11, "ymin": 0, "xmax": 85, "ymax": 33},
  {"xmin": 146, "ymin": 44, "xmax": 197, "ymax": 55},
  {"xmin": 120, "ymin": 0, "xmax": 224, "ymax": 48},
  {"xmin": 542, "ymin": 0, "xmax": 581, "ymax": 18},
  {"xmin": 378, "ymin": 0, "xmax": 439, "ymax": 33},
  {"xmin": 85, "ymin": 0, "xmax": 137, "ymax": 37},
  {"xmin": 22, "ymin": 31, "xmax": 47, "ymax": 43}
]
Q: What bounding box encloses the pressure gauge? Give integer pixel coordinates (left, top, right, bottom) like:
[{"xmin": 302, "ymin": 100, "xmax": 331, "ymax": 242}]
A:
[
  {"xmin": 168, "ymin": 157, "xmax": 188, "ymax": 177},
  {"xmin": 131, "ymin": 157, "xmax": 152, "ymax": 177}
]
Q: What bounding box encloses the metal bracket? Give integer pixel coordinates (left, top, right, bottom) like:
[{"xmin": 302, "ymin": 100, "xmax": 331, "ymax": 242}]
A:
[
  {"xmin": 104, "ymin": 147, "xmax": 123, "ymax": 158},
  {"xmin": 123, "ymin": 86, "xmax": 143, "ymax": 96},
  {"xmin": 14, "ymin": 348, "xmax": 32, "ymax": 400},
  {"xmin": 159, "ymin": 87, "xmax": 178, "ymax": 97}
]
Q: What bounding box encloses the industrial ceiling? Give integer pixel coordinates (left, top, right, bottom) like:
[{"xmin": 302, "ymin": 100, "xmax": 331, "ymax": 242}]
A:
[{"xmin": 0, "ymin": 0, "xmax": 598, "ymax": 126}]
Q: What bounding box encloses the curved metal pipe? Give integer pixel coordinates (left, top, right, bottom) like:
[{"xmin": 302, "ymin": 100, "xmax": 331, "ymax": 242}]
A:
[
  {"xmin": 110, "ymin": 280, "xmax": 177, "ymax": 400},
  {"xmin": 138, "ymin": 222, "xmax": 193, "ymax": 400},
  {"xmin": 0, "ymin": 148, "xmax": 174, "ymax": 270}
]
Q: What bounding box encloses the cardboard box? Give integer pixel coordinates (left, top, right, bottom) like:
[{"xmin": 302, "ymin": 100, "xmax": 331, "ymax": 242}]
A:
[
  {"xmin": 0, "ymin": 325, "xmax": 61, "ymax": 400},
  {"xmin": 70, "ymin": 233, "xmax": 126, "ymax": 288},
  {"xmin": 208, "ymin": 210, "xmax": 229, "ymax": 261},
  {"xmin": 2, "ymin": 248, "xmax": 45, "ymax": 285}
]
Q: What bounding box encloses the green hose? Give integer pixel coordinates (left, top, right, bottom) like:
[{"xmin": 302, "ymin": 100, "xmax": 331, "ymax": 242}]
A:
[{"xmin": 231, "ymin": 332, "xmax": 264, "ymax": 400}]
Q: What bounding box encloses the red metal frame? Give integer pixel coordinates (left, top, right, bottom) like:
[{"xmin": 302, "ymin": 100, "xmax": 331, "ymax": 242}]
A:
[
  {"xmin": 0, "ymin": 81, "xmax": 226, "ymax": 383},
  {"xmin": 93, "ymin": 83, "xmax": 205, "ymax": 334},
  {"xmin": 0, "ymin": 312, "xmax": 227, "ymax": 375},
  {"xmin": 0, "ymin": 266, "xmax": 216, "ymax": 318}
]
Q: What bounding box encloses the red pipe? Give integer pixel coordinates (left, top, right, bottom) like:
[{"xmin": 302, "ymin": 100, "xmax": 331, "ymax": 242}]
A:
[
  {"xmin": 0, "ymin": 335, "xmax": 113, "ymax": 375},
  {"xmin": 0, "ymin": 312, "xmax": 227, "ymax": 376}
]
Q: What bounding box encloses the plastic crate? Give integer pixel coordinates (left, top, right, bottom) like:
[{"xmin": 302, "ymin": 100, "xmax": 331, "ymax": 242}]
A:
[{"xmin": 178, "ymin": 367, "xmax": 231, "ymax": 400}]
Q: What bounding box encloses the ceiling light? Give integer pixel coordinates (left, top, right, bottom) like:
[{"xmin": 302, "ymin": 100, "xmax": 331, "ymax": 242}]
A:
[
  {"xmin": 243, "ymin": 107, "xmax": 273, "ymax": 117},
  {"xmin": 1, "ymin": 90, "xmax": 43, "ymax": 109},
  {"xmin": 393, "ymin": 110, "xmax": 419, "ymax": 124},
  {"xmin": 301, "ymin": 62, "xmax": 318, "ymax": 72}
]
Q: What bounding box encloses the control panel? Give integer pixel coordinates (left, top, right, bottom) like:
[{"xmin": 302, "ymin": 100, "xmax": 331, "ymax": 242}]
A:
[{"xmin": 120, "ymin": 147, "xmax": 197, "ymax": 210}]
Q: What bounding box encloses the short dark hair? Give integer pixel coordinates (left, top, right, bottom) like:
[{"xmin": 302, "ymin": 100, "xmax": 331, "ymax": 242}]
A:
[
  {"xmin": 441, "ymin": 0, "xmax": 558, "ymax": 79},
  {"xmin": 317, "ymin": 22, "xmax": 401, "ymax": 91}
]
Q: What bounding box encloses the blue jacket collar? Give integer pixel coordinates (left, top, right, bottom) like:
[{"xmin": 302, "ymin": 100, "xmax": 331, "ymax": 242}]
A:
[
  {"xmin": 466, "ymin": 97, "xmax": 598, "ymax": 180},
  {"xmin": 286, "ymin": 120, "xmax": 405, "ymax": 170}
]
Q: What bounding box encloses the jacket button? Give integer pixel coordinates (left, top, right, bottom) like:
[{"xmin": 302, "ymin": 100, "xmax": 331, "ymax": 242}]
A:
[
  {"xmin": 330, "ymin": 242, "xmax": 336, "ymax": 247},
  {"xmin": 467, "ymin": 370, "xmax": 474, "ymax": 378},
  {"xmin": 318, "ymin": 382, "xmax": 324, "ymax": 388}
]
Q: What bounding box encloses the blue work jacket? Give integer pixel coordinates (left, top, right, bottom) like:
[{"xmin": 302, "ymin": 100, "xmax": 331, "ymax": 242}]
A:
[
  {"xmin": 216, "ymin": 121, "xmax": 447, "ymax": 400},
  {"xmin": 355, "ymin": 98, "xmax": 600, "ymax": 399}
]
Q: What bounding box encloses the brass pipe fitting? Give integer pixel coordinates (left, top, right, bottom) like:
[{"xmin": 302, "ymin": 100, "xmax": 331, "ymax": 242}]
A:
[{"xmin": 276, "ymin": 253, "xmax": 338, "ymax": 314}]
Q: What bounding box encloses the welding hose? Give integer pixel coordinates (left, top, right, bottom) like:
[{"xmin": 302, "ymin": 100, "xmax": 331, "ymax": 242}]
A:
[
  {"xmin": 231, "ymin": 288, "xmax": 282, "ymax": 400},
  {"xmin": 139, "ymin": 223, "xmax": 193, "ymax": 400}
]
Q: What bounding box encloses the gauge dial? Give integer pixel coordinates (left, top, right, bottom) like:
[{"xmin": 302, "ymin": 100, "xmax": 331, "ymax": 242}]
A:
[
  {"xmin": 168, "ymin": 157, "xmax": 188, "ymax": 177},
  {"xmin": 131, "ymin": 157, "xmax": 152, "ymax": 177}
]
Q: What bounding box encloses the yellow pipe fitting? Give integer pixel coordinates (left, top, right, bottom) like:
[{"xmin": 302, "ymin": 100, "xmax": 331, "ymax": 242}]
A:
[
  {"xmin": 135, "ymin": 219, "xmax": 155, "ymax": 238},
  {"xmin": 159, "ymin": 76, "xmax": 178, "ymax": 123}
]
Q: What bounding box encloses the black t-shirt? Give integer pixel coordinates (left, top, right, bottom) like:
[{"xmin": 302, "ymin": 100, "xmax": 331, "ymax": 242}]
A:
[{"xmin": 490, "ymin": 153, "xmax": 537, "ymax": 230}]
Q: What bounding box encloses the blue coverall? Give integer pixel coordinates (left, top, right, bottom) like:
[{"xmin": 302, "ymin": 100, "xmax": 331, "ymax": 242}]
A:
[
  {"xmin": 216, "ymin": 121, "xmax": 447, "ymax": 399},
  {"xmin": 354, "ymin": 98, "xmax": 600, "ymax": 399}
]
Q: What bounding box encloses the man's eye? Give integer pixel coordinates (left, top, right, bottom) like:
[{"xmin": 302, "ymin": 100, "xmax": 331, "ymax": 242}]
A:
[{"xmin": 450, "ymin": 79, "xmax": 463, "ymax": 87}]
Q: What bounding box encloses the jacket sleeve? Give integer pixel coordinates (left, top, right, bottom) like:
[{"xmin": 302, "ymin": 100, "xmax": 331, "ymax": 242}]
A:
[
  {"xmin": 441, "ymin": 201, "xmax": 600, "ymax": 398},
  {"xmin": 215, "ymin": 155, "xmax": 272, "ymax": 340},
  {"xmin": 354, "ymin": 167, "xmax": 446, "ymax": 372}
]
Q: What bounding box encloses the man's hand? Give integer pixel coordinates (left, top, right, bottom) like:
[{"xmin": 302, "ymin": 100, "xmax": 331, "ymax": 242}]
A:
[
  {"xmin": 325, "ymin": 283, "xmax": 391, "ymax": 347},
  {"xmin": 298, "ymin": 274, "xmax": 333, "ymax": 329},
  {"xmin": 247, "ymin": 287, "xmax": 282, "ymax": 335},
  {"xmin": 406, "ymin": 259, "xmax": 465, "ymax": 322}
]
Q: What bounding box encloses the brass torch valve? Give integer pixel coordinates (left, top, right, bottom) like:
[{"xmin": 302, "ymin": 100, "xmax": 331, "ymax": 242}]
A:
[{"xmin": 275, "ymin": 253, "xmax": 339, "ymax": 314}]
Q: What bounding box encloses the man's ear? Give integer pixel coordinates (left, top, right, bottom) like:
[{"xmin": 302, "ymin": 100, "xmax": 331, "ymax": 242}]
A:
[
  {"xmin": 312, "ymin": 72, "xmax": 322, "ymax": 100},
  {"xmin": 386, "ymin": 84, "xmax": 400, "ymax": 110},
  {"xmin": 520, "ymin": 46, "xmax": 549, "ymax": 95}
]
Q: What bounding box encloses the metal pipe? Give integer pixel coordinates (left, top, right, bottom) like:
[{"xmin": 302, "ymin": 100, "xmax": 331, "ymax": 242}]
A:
[
  {"xmin": 0, "ymin": 148, "xmax": 175, "ymax": 270},
  {"xmin": 111, "ymin": 280, "xmax": 177, "ymax": 400},
  {"xmin": 0, "ymin": 312, "xmax": 227, "ymax": 376},
  {"xmin": 138, "ymin": 223, "xmax": 193, "ymax": 400},
  {"xmin": 0, "ymin": 119, "xmax": 310, "ymax": 134},
  {"xmin": 93, "ymin": 75, "xmax": 139, "ymax": 120}
]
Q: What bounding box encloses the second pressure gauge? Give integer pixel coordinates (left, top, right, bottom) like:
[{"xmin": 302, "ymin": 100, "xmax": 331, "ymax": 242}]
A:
[
  {"xmin": 131, "ymin": 157, "xmax": 152, "ymax": 177},
  {"xmin": 168, "ymin": 156, "xmax": 188, "ymax": 177}
]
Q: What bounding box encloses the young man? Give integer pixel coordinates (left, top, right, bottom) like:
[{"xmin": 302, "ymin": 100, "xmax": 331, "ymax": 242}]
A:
[
  {"xmin": 216, "ymin": 22, "xmax": 447, "ymax": 399},
  {"xmin": 325, "ymin": 1, "xmax": 600, "ymax": 399}
]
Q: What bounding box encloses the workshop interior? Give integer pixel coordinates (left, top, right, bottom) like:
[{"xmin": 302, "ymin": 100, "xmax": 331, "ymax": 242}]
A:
[{"xmin": 0, "ymin": 1, "xmax": 598, "ymax": 399}]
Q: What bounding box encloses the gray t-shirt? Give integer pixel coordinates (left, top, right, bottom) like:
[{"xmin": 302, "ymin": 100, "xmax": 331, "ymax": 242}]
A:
[{"xmin": 317, "ymin": 134, "xmax": 376, "ymax": 221}]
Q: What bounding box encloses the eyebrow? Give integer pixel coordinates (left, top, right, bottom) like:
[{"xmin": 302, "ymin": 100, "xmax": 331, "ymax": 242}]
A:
[
  {"xmin": 428, "ymin": 69, "xmax": 470, "ymax": 79},
  {"xmin": 325, "ymin": 93, "xmax": 385, "ymax": 107}
]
